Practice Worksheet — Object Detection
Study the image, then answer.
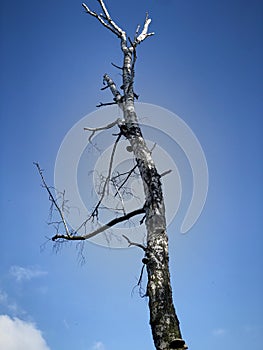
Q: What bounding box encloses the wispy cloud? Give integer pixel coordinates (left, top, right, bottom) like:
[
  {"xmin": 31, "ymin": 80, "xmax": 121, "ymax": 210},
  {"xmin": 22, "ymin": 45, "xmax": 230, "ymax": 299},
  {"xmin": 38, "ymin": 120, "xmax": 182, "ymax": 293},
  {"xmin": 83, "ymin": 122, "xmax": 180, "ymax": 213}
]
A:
[
  {"xmin": 0, "ymin": 290, "xmax": 8, "ymax": 304},
  {"xmin": 9, "ymin": 266, "xmax": 47, "ymax": 282},
  {"xmin": 0, "ymin": 315, "xmax": 50, "ymax": 350},
  {"xmin": 91, "ymin": 341, "xmax": 105, "ymax": 350},
  {"xmin": 0, "ymin": 289, "xmax": 24, "ymax": 316},
  {"xmin": 212, "ymin": 328, "xmax": 227, "ymax": 336}
]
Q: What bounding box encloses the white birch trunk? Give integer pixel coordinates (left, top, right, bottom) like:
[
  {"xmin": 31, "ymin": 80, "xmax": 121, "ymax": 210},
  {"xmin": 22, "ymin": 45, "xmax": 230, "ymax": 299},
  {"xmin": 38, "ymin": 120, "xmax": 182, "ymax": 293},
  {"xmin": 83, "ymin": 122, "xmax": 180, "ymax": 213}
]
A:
[{"xmin": 118, "ymin": 44, "xmax": 187, "ymax": 349}]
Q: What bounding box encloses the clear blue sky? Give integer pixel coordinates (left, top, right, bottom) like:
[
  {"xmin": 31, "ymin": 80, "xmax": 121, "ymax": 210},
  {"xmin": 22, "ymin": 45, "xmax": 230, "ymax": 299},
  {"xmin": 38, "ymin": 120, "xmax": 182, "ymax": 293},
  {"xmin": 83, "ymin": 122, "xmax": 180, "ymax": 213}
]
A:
[{"xmin": 0, "ymin": 0, "xmax": 262, "ymax": 349}]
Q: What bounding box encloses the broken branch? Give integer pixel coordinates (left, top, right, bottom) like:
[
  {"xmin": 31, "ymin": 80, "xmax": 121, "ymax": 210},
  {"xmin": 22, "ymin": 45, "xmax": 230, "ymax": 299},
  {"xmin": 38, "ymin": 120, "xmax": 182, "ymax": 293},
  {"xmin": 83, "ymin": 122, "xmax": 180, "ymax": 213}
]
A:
[{"xmin": 103, "ymin": 74, "xmax": 123, "ymax": 104}]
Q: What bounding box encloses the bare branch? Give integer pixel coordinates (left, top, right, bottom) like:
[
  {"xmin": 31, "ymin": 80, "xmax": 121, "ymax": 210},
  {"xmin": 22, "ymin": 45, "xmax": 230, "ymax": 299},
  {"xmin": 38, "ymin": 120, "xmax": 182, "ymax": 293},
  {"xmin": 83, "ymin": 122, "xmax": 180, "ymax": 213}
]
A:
[
  {"xmin": 97, "ymin": 0, "xmax": 110, "ymax": 19},
  {"xmin": 160, "ymin": 169, "xmax": 172, "ymax": 177},
  {"xmin": 113, "ymin": 163, "xmax": 138, "ymax": 197},
  {"xmin": 135, "ymin": 12, "xmax": 154, "ymax": 45},
  {"xmin": 111, "ymin": 62, "xmax": 123, "ymax": 70},
  {"xmin": 97, "ymin": 0, "xmax": 124, "ymax": 36},
  {"xmin": 150, "ymin": 142, "xmax": 157, "ymax": 153},
  {"xmin": 140, "ymin": 214, "xmax": 146, "ymax": 225},
  {"xmin": 52, "ymin": 207, "xmax": 145, "ymax": 242},
  {"xmin": 98, "ymin": 131, "xmax": 121, "ymax": 195},
  {"xmin": 34, "ymin": 162, "xmax": 71, "ymax": 237},
  {"xmin": 82, "ymin": 1, "xmax": 128, "ymax": 54},
  {"xmin": 111, "ymin": 179, "xmax": 126, "ymax": 215},
  {"xmin": 131, "ymin": 263, "xmax": 146, "ymax": 298},
  {"xmin": 84, "ymin": 118, "xmax": 122, "ymax": 143},
  {"xmin": 76, "ymin": 132, "xmax": 122, "ymax": 228},
  {"xmin": 96, "ymin": 101, "xmax": 117, "ymax": 108},
  {"xmin": 82, "ymin": 3, "xmax": 120, "ymax": 37},
  {"xmin": 100, "ymin": 85, "xmax": 110, "ymax": 91},
  {"xmin": 122, "ymin": 234, "xmax": 147, "ymax": 251},
  {"xmin": 134, "ymin": 24, "xmax": 141, "ymax": 41}
]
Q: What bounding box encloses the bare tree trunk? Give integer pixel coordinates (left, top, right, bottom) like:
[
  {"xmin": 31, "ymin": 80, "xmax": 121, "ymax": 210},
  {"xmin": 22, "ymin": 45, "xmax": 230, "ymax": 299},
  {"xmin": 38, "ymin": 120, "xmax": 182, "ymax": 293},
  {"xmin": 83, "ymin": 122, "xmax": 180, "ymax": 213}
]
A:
[
  {"xmin": 101, "ymin": 11, "xmax": 187, "ymax": 346},
  {"xmin": 120, "ymin": 95, "xmax": 187, "ymax": 350},
  {"xmin": 44, "ymin": 2, "xmax": 188, "ymax": 349}
]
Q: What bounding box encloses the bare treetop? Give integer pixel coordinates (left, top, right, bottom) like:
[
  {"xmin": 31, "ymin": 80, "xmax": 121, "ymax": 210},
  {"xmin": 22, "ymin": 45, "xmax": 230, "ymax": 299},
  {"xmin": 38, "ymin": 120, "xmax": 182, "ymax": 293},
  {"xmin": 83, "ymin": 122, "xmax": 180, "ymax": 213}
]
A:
[{"xmin": 82, "ymin": 1, "xmax": 154, "ymax": 49}]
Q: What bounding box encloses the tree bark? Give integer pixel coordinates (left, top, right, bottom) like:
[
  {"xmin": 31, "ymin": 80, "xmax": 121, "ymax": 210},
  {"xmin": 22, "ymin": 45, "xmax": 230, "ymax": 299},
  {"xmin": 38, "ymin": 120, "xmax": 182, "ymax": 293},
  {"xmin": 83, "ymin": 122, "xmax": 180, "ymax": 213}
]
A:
[
  {"xmin": 115, "ymin": 36, "xmax": 187, "ymax": 350},
  {"xmin": 120, "ymin": 96, "xmax": 187, "ymax": 350}
]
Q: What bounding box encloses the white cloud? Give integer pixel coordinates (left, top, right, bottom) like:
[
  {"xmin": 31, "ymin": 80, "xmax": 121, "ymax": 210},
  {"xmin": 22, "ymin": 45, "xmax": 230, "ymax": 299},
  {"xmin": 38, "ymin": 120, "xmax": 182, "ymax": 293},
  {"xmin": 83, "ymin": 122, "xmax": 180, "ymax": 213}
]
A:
[
  {"xmin": 9, "ymin": 266, "xmax": 47, "ymax": 282},
  {"xmin": 91, "ymin": 341, "xmax": 105, "ymax": 350},
  {"xmin": 0, "ymin": 315, "xmax": 50, "ymax": 350},
  {"xmin": 212, "ymin": 328, "xmax": 227, "ymax": 336}
]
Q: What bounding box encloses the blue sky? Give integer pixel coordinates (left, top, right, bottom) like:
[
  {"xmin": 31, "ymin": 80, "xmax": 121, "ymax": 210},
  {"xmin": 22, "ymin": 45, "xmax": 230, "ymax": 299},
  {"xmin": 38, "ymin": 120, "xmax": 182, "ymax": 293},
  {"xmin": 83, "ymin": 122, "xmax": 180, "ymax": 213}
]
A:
[{"xmin": 1, "ymin": 0, "xmax": 263, "ymax": 349}]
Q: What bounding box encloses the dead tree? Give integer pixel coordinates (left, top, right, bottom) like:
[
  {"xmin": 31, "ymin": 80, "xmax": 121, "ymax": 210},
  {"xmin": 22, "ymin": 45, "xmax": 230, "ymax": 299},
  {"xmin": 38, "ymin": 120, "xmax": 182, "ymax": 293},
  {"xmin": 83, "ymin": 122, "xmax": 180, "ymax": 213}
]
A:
[{"xmin": 37, "ymin": 1, "xmax": 188, "ymax": 349}]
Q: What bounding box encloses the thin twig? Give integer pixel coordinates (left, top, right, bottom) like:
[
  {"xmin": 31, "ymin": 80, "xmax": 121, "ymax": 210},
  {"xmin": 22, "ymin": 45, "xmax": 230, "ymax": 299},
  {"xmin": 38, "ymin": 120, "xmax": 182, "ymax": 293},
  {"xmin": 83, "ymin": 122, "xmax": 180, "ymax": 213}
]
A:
[
  {"xmin": 160, "ymin": 169, "xmax": 172, "ymax": 177},
  {"xmin": 84, "ymin": 118, "xmax": 122, "ymax": 143},
  {"xmin": 96, "ymin": 101, "xmax": 117, "ymax": 108},
  {"xmin": 111, "ymin": 179, "xmax": 126, "ymax": 215},
  {"xmin": 122, "ymin": 234, "xmax": 146, "ymax": 251},
  {"xmin": 113, "ymin": 164, "xmax": 138, "ymax": 197},
  {"xmin": 111, "ymin": 62, "xmax": 123, "ymax": 70},
  {"xmin": 134, "ymin": 24, "xmax": 140, "ymax": 41},
  {"xmin": 76, "ymin": 132, "xmax": 122, "ymax": 230},
  {"xmin": 34, "ymin": 162, "xmax": 70, "ymax": 236}
]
